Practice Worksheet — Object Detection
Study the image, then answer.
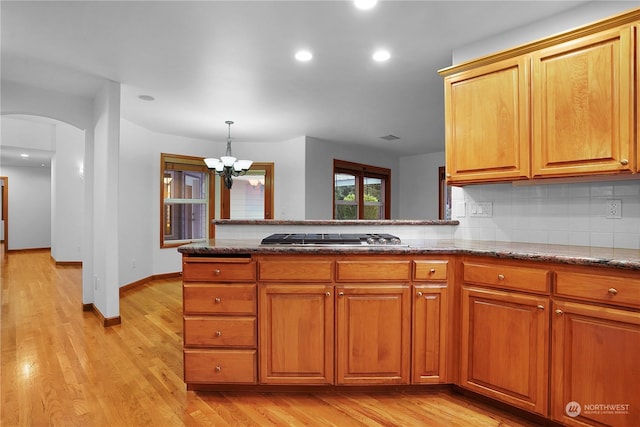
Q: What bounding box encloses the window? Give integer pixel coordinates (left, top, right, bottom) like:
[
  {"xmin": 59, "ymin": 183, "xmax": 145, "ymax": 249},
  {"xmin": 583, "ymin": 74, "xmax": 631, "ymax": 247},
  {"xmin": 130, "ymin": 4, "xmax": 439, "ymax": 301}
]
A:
[
  {"xmin": 221, "ymin": 163, "xmax": 274, "ymax": 220},
  {"xmin": 161, "ymin": 153, "xmax": 214, "ymax": 248},
  {"xmin": 333, "ymin": 159, "xmax": 390, "ymax": 219},
  {"xmin": 161, "ymin": 155, "xmax": 275, "ymax": 246}
]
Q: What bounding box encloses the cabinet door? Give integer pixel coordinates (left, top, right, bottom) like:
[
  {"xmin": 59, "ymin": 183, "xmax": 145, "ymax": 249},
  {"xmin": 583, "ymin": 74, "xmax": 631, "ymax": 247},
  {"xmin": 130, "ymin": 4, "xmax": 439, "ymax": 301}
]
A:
[
  {"xmin": 336, "ymin": 284, "xmax": 411, "ymax": 385},
  {"xmin": 532, "ymin": 26, "xmax": 634, "ymax": 177},
  {"xmin": 551, "ymin": 301, "xmax": 640, "ymax": 427},
  {"xmin": 460, "ymin": 286, "xmax": 549, "ymax": 415},
  {"xmin": 444, "ymin": 55, "xmax": 530, "ymax": 184},
  {"xmin": 259, "ymin": 284, "xmax": 334, "ymax": 384},
  {"xmin": 412, "ymin": 285, "xmax": 447, "ymax": 384}
]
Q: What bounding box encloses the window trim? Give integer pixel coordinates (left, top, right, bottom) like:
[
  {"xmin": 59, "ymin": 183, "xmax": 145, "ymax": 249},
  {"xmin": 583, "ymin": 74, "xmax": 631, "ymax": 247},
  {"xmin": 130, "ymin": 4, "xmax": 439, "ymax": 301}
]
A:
[
  {"xmin": 160, "ymin": 153, "xmax": 215, "ymax": 248},
  {"xmin": 333, "ymin": 159, "xmax": 391, "ymax": 219}
]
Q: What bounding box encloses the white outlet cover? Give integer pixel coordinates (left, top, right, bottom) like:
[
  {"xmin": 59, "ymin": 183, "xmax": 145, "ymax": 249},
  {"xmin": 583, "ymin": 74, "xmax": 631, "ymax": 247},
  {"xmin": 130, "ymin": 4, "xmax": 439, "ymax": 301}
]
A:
[{"xmin": 606, "ymin": 199, "xmax": 622, "ymax": 219}]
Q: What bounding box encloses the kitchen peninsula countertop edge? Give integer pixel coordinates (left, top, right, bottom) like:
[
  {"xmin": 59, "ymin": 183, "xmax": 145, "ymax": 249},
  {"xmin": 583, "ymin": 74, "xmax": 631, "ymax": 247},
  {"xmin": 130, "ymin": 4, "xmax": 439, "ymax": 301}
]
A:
[{"xmin": 178, "ymin": 239, "xmax": 640, "ymax": 271}]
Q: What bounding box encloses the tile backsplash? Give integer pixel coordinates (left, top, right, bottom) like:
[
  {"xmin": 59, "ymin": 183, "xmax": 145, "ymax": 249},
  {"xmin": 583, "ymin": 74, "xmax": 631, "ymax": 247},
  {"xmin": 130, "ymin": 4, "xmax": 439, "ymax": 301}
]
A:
[{"xmin": 451, "ymin": 179, "xmax": 640, "ymax": 249}]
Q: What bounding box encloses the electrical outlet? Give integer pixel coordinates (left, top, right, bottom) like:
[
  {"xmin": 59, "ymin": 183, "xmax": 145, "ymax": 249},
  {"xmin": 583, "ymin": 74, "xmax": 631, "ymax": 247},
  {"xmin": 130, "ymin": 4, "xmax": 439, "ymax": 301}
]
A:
[{"xmin": 606, "ymin": 199, "xmax": 622, "ymax": 219}]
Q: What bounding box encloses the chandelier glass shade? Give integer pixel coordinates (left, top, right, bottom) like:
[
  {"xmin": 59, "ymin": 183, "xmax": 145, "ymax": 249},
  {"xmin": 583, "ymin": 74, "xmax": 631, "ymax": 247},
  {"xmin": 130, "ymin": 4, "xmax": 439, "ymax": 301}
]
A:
[{"xmin": 204, "ymin": 121, "xmax": 253, "ymax": 189}]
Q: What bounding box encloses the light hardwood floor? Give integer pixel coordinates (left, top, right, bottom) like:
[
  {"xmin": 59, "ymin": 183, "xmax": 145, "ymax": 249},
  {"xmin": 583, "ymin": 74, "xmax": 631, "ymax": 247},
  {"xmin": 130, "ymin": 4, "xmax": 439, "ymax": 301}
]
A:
[{"xmin": 1, "ymin": 248, "xmax": 542, "ymax": 426}]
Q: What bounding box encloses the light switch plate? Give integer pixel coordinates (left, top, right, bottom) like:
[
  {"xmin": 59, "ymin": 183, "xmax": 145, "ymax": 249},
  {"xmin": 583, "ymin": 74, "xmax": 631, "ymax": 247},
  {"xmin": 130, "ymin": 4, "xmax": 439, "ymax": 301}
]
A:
[{"xmin": 470, "ymin": 202, "xmax": 493, "ymax": 217}]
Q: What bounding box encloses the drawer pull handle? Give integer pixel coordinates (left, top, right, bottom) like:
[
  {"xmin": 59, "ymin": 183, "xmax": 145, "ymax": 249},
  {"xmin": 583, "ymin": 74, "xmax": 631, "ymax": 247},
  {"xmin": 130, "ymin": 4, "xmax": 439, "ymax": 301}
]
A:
[
  {"xmin": 215, "ymin": 366, "xmax": 222, "ymax": 373},
  {"xmin": 608, "ymin": 287, "xmax": 618, "ymax": 296},
  {"xmin": 497, "ymin": 274, "xmax": 505, "ymax": 281},
  {"xmin": 417, "ymin": 291, "xmax": 423, "ymax": 297},
  {"xmin": 214, "ymin": 297, "xmax": 221, "ymax": 303},
  {"xmin": 215, "ymin": 331, "xmax": 221, "ymax": 337},
  {"xmin": 537, "ymin": 305, "xmax": 544, "ymax": 311},
  {"xmin": 213, "ymin": 269, "xmax": 221, "ymax": 275},
  {"xmin": 325, "ymin": 291, "xmax": 331, "ymax": 297},
  {"xmin": 429, "ymin": 268, "xmax": 436, "ymax": 274},
  {"xmin": 555, "ymin": 309, "xmax": 564, "ymax": 316},
  {"xmin": 620, "ymin": 159, "xmax": 629, "ymax": 166},
  {"xmin": 339, "ymin": 291, "xmax": 344, "ymax": 297}
]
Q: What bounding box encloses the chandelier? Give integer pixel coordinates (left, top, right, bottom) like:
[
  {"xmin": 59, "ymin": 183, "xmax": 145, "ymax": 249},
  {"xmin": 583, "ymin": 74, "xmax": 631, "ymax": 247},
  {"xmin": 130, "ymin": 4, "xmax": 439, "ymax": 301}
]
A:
[{"xmin": 204, "ymin": 121, "xmax": 253, "ymax": 189}]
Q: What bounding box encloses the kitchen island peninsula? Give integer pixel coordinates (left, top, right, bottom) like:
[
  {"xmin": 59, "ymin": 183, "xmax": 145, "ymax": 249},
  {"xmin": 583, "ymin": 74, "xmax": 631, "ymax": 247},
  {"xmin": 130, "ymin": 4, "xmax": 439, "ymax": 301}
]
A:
[{"xmin": 178, "ymin": 237, "xmax": 640, "ymax": 427}]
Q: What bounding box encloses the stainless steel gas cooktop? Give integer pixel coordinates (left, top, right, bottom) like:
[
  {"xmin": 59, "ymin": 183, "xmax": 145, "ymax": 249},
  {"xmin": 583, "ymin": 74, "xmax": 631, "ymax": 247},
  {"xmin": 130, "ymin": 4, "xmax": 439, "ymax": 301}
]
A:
[{"xmin": 260, "ymin": 233, "xmax": 404, "ymax": 246}]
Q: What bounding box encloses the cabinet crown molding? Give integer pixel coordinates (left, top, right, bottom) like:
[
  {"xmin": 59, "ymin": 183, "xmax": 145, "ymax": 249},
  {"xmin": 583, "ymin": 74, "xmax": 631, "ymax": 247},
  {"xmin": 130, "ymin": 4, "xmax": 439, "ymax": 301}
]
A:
[{"xmin": 438, "ymin": 7, "xmax": 640, "ymax": 76}]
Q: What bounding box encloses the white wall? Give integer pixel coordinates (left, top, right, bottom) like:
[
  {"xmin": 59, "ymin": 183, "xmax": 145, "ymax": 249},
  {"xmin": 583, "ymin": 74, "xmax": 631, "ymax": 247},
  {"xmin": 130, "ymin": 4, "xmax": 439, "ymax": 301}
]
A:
[
  {"xmin": 0, "ymin": 115, "xmax": 84, "ymax": 254},
  {"xmin": 92, "ymin": 81, "xmax": 121, "ymax": 319},
  {"xmin": 51, "ymin": 123, "xmax": 84, "ymax": 262},
  {"xmin": 449, "ymin": 1, "xmax": 640, "ymax": 250},
  {"xmin": 304, "ymin": 137, "xmax": 401, "ymax": 219},
  {"xmin": 1, "ymin": 165, "xmax": 51, "ymax": 250},
  {"xmin": 118, "ymin": 120, "xmax": 310, "ymax": 285},
  {"xmin": 453, "ymin": 1, "xmax": 636, "ymax": 64},
  {"xmin": 399, "ymin": 151, "xmax": 444, "ymax": 220}
]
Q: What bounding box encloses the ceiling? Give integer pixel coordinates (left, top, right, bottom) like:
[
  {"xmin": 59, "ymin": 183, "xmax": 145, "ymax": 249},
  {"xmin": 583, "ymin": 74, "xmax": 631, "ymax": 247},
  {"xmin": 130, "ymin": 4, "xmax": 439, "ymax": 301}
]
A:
[{"xmin": 1, "ymin": 0, "xmax": 604, "ymax": 166}]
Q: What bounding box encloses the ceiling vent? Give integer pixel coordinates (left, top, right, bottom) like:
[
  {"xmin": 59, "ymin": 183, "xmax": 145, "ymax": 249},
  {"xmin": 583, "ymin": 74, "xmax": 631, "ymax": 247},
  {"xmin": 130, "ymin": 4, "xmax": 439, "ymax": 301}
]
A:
[{"xmin": 380, "ymin": 134, "xmax": 400, "ymax": 141}]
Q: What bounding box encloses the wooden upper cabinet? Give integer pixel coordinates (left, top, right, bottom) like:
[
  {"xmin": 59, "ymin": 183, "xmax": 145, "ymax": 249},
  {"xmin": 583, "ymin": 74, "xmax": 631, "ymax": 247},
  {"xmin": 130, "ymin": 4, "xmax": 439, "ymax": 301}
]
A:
[
  {"xmin": 532, "ymin": 26, "xmax": 635, "ymax": 177},
  {"xmin": 636, "ymin": 24, "xmax": 639, "ymax": 173},
  {"xmin": 443, "ymin": 55, "xmax": 530, "ymax": 184}
]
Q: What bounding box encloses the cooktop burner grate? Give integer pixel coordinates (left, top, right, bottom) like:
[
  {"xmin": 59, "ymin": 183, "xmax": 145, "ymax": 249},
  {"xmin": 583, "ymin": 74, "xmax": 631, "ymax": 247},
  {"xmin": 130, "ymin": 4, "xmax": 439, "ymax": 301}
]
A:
[{"xmin": 260, "ymin": 233, "xmax": 402, "ymax": 246}]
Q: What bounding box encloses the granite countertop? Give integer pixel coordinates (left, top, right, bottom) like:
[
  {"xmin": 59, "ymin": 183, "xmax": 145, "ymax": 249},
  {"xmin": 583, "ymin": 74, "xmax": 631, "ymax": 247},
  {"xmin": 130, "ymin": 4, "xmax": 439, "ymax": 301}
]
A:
[{"xmin": 178, "ymin": 238, "xmax": 640, "ymax": 271}]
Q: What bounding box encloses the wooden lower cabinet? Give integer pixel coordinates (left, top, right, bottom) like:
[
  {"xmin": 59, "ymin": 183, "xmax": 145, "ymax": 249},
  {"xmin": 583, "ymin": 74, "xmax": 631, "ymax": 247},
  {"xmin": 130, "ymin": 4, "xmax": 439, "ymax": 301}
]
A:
[
  {"xmin": 336, "ymin": 284, "xmax": 411, "ymax": 385},
  {"xmin": 460, "ymin": 286, "xmax": 549, "ymax": 415},
  {"xmin": 259, "ymin": 284, "xmax": 334, "ymax": 384},
  {"xmin": 412, "ymin": 284, "xmax": 448, "ymax": 384},
  {"xmin": 551, "ymin": 300, "xmax": 640, "ymax": 427}
]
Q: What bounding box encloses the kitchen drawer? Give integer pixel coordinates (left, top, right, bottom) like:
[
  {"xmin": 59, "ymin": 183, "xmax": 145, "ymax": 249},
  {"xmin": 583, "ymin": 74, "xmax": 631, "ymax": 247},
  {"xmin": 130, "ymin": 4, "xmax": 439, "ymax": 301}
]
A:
[
  {"xmin": 184, "ymin": 316, "xmax": 256, "ymax": 347},
  {"xmin": 414, "ymin": 260, "xmax": 448, "ymax": 281},
  {"xmin": 258, "ymin": 260, "xmax": 333, "ymax": 282},
  {"xmin": 463, "ymin": 262, "xmax": 551, "ymax": 294},
  {"xmin": 183, "ymin": 284, "xmax": 256, "ymax": 315},
  {"xmin": 183, "ymin": 259, "xmax": 256, "ymax": 282},
  {"xmin": 555, "ymin": 270, "xmax": 640, "ymax": 309},
  {"xmin": 184, "ymin": 349, "xmax": 257, "ymax": 384},
  {"xmin": 336, "ymin": 260, "xmax": 411, "ymax": 282}
]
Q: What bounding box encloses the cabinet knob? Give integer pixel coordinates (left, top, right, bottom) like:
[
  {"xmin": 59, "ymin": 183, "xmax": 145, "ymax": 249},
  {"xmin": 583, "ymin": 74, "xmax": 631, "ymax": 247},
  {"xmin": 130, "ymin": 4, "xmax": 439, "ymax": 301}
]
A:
[
  {"xmin": 214, "ymin": 269, "xmax": 221, "ymax": 276},
  {"xmin": 555, "ymin": 309, "xmax": 564, "ymax": 315},
  {"xmin": 325, "ymin": 291, "xmax": 331, "ymax": 297},
  {"xmin": 429, "ymin": 268, "xmax": 436, "ymax": 274},
  {"xmin": 214, "ymin": 297, "xmax": 221, "ymax": 303},
  {"xmin": 497, "ymin": 274, "xmax": 505, "ymax": 281},
  {"xmin": 537, "ymin": 305, "xmax": 545, "ymax": 311},
  {"xmin": 446, "ymin": 173, "xmax": 451, "ymax": 178},
  {"xmin": 608, "ymin": 287, "xmax": 618, "ymax": 296},
  {"xmin": 417, "ymin": 291, "xmax": 423, "ymax": 297},
  {"xmin": 620, "ymin": 159, "xmax": 629, "ymax": 166},
  {"xmin": 215, "ymin": 366, "xmax": 222, "ymax": 373},
  {"xmin": 215, "ymin": 330, "xmax": 222, "ymax": 337},
  {"xmin": 338, "ymin": 291, "xmax": 344, "ymax": 297}
]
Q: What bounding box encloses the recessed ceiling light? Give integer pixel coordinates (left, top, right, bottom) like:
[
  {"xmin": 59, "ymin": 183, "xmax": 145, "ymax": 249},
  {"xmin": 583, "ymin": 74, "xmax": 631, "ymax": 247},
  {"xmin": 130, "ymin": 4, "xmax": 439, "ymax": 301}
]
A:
[
  {"xmin": 354, "ymin": 0, "xmax": 377, "ymax": 10},
  {"xmin": 20, "ymin": 153, "xmax": 29, "ymax": 158},
  {"xmin": 372, "ymin": 50, "xmax": 391, "ymax": 62},
  {"xmin": 295, "ymin": 50, "xmax": 313, "ymax": 62},
  {"xmin": 138, "ymin": 95, "xmax": 155, "ymax": 101}
]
